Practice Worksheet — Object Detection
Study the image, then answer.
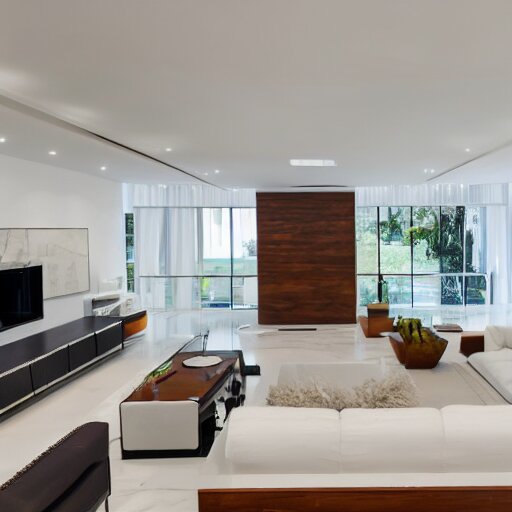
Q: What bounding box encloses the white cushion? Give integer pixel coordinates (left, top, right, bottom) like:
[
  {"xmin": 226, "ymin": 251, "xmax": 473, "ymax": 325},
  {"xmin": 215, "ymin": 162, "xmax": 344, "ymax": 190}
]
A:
[
  {"xmin": 484, "ymin": 325, "xmax": 512, "ymax": 351},
  {"xmin": 442, "ymin": 405, "xmax": 512, "ymax": 472},
  {"xmin": 225, "ymin": 407, "xmax": 341, "ymax": 473},
  {"xmin": 120, "ymin": 400, "xmax": 199, "ymax": 451},
  {"xmin": 469, "ymin": 348, "xmax": 512, "ymax": 403},
  {"xmin": 340, "ymin": 408, "xmax": 444, "ymax": 473}
]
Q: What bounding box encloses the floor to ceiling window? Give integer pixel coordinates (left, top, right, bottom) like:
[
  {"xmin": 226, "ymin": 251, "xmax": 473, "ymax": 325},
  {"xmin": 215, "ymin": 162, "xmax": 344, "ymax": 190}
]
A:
[
  {"xmin": 136, "ymin": 207, "xmax": 257, "ymax": 310},
  {"xmin": 356, "ymin": 205, "xmax": 487, "ymax": 307}
]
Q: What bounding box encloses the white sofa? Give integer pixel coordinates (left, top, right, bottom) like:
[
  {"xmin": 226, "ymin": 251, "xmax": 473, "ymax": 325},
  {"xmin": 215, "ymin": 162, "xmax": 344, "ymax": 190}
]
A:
[
  {"xmin": 468, "ymin": 325, "xmax": 512, "ymax": 403},
  {"xmin": 220, "ymin": 404, "xmax": 512, "ymax": 474}
]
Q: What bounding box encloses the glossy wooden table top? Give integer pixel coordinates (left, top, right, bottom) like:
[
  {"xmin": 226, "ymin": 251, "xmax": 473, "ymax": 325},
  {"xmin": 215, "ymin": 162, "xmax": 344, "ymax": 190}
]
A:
[{"xmin": 124, "ymin": 351, "xmax": 239, "ymax": 404}]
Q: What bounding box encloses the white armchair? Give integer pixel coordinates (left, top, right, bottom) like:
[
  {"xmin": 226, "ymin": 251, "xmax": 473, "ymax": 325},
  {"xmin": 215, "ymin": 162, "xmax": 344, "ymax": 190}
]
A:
[{"xmin": 468, "ymin": 325, "xmax": 512, "ymax": 403}]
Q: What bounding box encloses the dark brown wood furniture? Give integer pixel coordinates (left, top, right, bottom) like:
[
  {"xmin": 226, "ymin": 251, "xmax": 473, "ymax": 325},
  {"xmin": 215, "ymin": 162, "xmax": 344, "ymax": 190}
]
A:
[
  {"xmin": 109, "ymin": 309, "xmax": 148, "ymax": 340},
  {"xmin": 433, "ymin": 323, "xmax": 463, "ymax": 333},
  {"xmin": 256, "ymin": 192, "xmax": 356, "ymax": 324},
  {"xmin": 460, "ymin": 332, "xmax": 485, "ymax": 357},
  {"xmin": 120, "ymin": 350, "xmax": 244, "ymax": 459},
  {"xmin": 358, "ymin": 303, "xmax": 395, "ymax": 337},
  {"xmin": 124, "ymin": 351, "xmax": 239, "ymax": 403},
  {"xmin": 387, "ymin": 330, "xmax": 448, "ymax": 369},
  {"xmin": 198, "ymin": 486, "xmax": 512, "ymax": 512},
  {"xmin": 89, "ymin": 292, "xmax": 148, "ymax": 341},
  {"xmin": 0, "ymin": 317, "xmax": 122, "ymax": 418}
]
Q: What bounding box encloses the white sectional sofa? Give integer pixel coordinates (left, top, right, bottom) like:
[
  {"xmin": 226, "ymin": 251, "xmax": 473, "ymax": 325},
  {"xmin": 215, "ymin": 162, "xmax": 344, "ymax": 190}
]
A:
[
  {"xmin": 220, "ymin": 404, "xmax": 512, "ymax": 474},
  {"xmin": 468, "ymin": 325, "xmax": 512, "ymax": 403}
]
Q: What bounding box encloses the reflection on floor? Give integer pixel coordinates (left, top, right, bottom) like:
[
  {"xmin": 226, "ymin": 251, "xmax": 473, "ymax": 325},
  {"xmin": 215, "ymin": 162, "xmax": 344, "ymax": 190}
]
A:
[{"xmin": 0, "ymin": 305, "xmax": 511, "ymax": 511}]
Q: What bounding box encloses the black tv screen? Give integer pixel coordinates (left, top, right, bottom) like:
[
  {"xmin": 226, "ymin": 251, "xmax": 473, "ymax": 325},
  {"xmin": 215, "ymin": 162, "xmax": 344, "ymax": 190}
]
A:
[{"xmin": 0, "ymin": 266, "xmax": 44, "ymax": 332}]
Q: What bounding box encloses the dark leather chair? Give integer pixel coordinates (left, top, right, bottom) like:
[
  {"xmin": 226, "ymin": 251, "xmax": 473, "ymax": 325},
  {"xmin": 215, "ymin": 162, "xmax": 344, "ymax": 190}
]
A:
[{"xmin": 0, "ymin": 422, "xmax": 111, "ymax": 512}]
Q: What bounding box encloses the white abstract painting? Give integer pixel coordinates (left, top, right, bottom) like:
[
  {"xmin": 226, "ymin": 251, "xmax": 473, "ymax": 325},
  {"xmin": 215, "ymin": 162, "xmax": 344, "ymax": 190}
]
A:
[{"xmin": 0, "ymin": 228, "xmax": 90, "ymax": 299}]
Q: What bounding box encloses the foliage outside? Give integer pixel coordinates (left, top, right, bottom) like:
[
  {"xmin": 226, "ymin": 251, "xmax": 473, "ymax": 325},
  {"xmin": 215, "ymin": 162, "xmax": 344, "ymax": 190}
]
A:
[{"xmin": 356, "ymin": 206, "xmax": 486, "ymax": 306}]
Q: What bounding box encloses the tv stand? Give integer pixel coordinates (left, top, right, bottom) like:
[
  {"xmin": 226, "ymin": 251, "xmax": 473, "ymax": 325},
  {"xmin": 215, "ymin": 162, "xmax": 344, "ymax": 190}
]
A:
[{"xmin": 0, "ymin": 316, "xmax": 123, "ymax": 417}]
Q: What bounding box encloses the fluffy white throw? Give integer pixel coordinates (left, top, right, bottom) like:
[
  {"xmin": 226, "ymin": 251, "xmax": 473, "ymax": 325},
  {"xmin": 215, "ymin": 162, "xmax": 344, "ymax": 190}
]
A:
[{"xmin": 267, "ymin": 371, "xmax": 419, "ymax": 410}]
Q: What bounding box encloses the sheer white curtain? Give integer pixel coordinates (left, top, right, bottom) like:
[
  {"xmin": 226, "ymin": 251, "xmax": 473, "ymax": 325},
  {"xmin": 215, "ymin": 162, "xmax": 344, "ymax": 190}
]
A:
[
  {"xmin": 356, "ymin": 183, "xmax": 507, "ymax": 207},
  {"xmin": 136, "ymin": 207, "xmax": 200, "ymax": 309},
  {"xmin": 130, "ymin": 184, "xmax": 256, "ymax": 310},
  {"xmin": 486, "ymin": 205, "xmax": 509, "ymax": 304},
  {"xmin": 127, "ymin": 183, "xmax": 256, "ymax": 208}
]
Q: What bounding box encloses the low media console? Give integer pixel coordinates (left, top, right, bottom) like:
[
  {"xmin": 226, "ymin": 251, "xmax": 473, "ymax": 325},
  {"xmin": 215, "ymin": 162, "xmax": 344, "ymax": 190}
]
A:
[{"xmin": 0, "ymin": 316, "xmax": 123, "ymax": 417}]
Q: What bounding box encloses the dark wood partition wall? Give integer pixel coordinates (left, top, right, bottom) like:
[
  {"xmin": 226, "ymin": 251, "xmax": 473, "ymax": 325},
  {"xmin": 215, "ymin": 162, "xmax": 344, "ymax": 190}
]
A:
[{"xmin": 256, "ymin": 192, "xmax": 356, "ymax": 324}]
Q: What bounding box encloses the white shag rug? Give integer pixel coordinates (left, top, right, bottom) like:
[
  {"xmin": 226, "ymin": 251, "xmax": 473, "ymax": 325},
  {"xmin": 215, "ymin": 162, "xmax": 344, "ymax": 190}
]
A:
[{"xmin": 266, "ymin": 372, "xmax": 419, "ymax": 410}]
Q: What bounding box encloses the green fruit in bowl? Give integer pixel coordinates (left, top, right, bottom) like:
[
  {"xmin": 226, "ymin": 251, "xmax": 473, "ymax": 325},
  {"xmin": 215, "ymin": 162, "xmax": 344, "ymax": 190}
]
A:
[{"xmin": 397, "ymin": 317, "xmax": 424, "ymax": 342}]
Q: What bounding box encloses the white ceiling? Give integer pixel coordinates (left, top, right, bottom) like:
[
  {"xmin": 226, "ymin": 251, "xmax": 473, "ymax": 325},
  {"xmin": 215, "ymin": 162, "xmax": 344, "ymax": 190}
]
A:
[
  {"xmin": 1, "ymin": 0, "xmax": 512, "ymax": 188},
  {"xmin": 0, "ymin": 97, "xmax": 203, "ymax": 184}
]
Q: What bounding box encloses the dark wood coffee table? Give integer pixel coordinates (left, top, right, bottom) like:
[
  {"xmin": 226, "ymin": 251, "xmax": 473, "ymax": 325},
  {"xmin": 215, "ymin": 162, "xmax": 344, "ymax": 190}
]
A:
[{"xmin": 120, "ymin": 350, "xmax": 244, "ymax": 458}]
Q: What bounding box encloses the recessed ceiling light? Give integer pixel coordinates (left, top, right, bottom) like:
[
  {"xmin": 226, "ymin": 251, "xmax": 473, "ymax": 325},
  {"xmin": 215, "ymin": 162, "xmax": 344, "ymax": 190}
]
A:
[
  {"xmin": 165, "ymin": 147, "xmax": 172, "ymax": 152},
  {"xmin": 214, "ymin": 169, "xmax": 220, "ymax": 174},
  {"xmin": 204, "ymin": 172, "xmax": 209, "ymax": 176},
  {"xmin": 232, "ymin": 188, "xmax": 239, "ymax": 192},
  {"xmin": 465, "ymin": 148, "xmax": 471, "ymax": 152},
  {"xmin": 100, "ymin": 166, "xmax": 107, "ymax": 171},
  {"xmin": 430, "ymin": 169, "xmax": 436, "ymax": 174},
  {"xmin": 423, "ymin": 168, "xmax": 428, "ymax": 174},
  {"xmin": 290, "ymin": 159, "xmax": 337, "ymax": 167},
  {"xmin": 48, "ymin": 150, "xmax": 57, "ymax": 156},
  {"xmin": 0, "ymin": 137, "xmax": 6, "ymax": 143}
]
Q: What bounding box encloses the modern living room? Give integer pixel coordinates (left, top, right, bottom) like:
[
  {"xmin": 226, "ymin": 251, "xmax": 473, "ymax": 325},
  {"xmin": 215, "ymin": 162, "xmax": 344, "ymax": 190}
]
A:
[{"xmin": 1, "ymin": 1, "xmax": 512, "ymax": 511}]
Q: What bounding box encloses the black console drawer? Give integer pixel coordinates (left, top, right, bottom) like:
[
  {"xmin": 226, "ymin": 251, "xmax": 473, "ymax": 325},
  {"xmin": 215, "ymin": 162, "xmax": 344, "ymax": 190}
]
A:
[
  {"xmin": 0, "ymin": 317, "xmax": 124, "ymax": 418},
  {"xmin": 96, "ymin": 323, "xmax": 123, "ymax": 356},
  {"xmin": 31, "ymin": 347, "xmax": 69, "ymax": 391},
  {"xmin": 0, "ymin": 366, "xmax": 33, "ymax": 411},
  {"xmin": 69, "ymin": 334, "xmax": 96, "ymax": 371}
]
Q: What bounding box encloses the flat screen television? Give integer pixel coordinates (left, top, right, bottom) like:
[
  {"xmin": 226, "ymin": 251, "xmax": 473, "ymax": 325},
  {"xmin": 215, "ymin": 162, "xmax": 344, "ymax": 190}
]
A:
[{"xmin": 0, "ymin": 265, "xmax": 44, "ymax": 332}]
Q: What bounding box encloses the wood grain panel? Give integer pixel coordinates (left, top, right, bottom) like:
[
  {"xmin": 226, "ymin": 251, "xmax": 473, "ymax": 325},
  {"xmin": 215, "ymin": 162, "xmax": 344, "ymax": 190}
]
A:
[
  {"xmin": 123, "ymin": 352, "xmax": 238, "ymax": 404},
  {"xmin": 257, "ymin": 192, "xmax": 355, "ymax": 324},
  {"xmin": 123, "ymin": 311, "xmax": 148, "ymax": 340},
  {"xmin": 198, "ymin": 486, "xmax": 512, "ymax": 512}
]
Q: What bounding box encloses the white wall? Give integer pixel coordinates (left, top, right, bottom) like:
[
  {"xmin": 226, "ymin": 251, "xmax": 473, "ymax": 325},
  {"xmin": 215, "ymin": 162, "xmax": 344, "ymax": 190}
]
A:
[
  {"xmin": 508, "ymin": 184, "xmax": 512, "ymax": 303},
  {"xmin": 0, "ymin": 154, "xmax": 125, "ymax": 345}
]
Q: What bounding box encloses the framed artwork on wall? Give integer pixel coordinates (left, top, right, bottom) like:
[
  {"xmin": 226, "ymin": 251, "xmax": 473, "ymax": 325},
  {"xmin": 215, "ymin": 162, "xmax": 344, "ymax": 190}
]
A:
[{"xmin": 0, "ymin": 228, "xmax": 90, "ymax": 299}]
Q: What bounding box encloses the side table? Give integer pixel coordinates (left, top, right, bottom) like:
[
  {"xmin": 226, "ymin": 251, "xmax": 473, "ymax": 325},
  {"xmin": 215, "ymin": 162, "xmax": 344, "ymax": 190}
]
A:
[{"xmin": 359, "ymin": 303, "xmax": 394, "ymax": 338}]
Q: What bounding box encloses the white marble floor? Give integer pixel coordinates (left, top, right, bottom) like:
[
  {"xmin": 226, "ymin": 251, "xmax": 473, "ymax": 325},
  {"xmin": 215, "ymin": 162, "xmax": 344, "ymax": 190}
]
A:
[{"xmin": 1, "ymin": 305, "xmax": 511, "ymax": 511}]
